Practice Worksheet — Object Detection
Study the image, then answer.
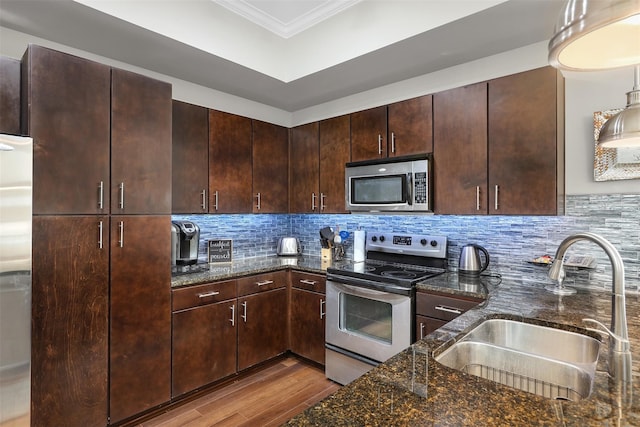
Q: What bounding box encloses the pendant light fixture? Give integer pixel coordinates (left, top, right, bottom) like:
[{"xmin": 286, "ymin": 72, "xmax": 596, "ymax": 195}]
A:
[
  {"xmin": 597, "ymin": 66, "xmax": 640, "ymax": 148},
  {"xmin": 548, "ymin": 0, "xmax": 640, "ymax": 71}
]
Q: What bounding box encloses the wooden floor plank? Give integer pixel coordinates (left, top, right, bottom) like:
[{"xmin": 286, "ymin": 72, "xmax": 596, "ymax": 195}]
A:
[{"xmin": 140, "ymin": 356, "xmax": 338, "ymax": 427}]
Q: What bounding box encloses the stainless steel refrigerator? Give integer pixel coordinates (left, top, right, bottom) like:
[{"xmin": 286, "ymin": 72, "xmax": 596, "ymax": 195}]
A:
[{"xmin": 0, "ymin": 134, "xmax": 32, "ymax": 426}]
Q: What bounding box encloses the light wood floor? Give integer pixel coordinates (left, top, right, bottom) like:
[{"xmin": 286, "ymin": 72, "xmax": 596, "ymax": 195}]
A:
[{"xmin": 138, "ymin": 357, "xmax": 340, "ymax": 427}]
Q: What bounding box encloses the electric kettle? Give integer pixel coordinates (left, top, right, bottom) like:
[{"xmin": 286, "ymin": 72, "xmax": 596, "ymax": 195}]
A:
[{"xmin": 458, "ymin": 244, "xmax": 490, "ymax": 276}]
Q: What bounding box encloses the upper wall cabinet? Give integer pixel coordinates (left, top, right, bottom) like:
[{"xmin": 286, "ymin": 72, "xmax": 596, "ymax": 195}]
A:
[
  {"xmin": 23, "ymin": 45, "xmax": 111, "ymax": 215},
  {"xmin": 111, "ymin": 69, "xmax": 172, "ymax": 215},
  {"xmin": 209, "ymin": 110, "xmax": 253, "ymax": 213},
  {"xmin": 172, "ymin": 100, "xmax": 209, "ymax": 214},
  {"xmin": 434, "ymin": 67, "xmax": 564, "ymax": 215},
  {"xmin": 0, "ymin": 56, "xmax": 21, "ymax": 135},
  {"xmin": 319, "ymin": 115, "xmax": 350, "ymax": 213},
  {"xmin": 350, "ymin": 95, "xmax": 433, "ymax": 162},
  {"xmin": 252, "ymin": 120, "xmax": 289, "ymax": 213},
  {"xmin": 487, "ymin": 66, "xmax": 564, "ymax": 215},
  {"xmin": 290, "ymin": 122, "xmax": 319, "ymax": 213}
]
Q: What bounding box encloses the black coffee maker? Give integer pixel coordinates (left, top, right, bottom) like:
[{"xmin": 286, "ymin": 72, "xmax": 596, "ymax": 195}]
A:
[{"xmin": 171, "ymin": 221, "xmax": 200, "ymax": 265}]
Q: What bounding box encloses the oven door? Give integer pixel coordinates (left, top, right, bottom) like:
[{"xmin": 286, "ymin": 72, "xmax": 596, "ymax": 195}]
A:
[{"xmin": 325, "ymin": 279, "xmax": 412, "ymax": 363}]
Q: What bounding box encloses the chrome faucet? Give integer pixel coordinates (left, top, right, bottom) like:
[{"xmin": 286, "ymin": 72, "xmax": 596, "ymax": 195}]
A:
[{"xmin": 548, "ymin": 232, "xmax": 632, "ymax": 383}]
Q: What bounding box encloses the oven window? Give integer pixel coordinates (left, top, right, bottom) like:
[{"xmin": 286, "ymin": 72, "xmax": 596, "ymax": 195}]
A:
[
  {"xmin": 339, "ymin": 293, "xmax": 392, "ymax": 344},
  {"xmin": 351, "ymin": 174, "xmax": 406, "ymax": 204}
]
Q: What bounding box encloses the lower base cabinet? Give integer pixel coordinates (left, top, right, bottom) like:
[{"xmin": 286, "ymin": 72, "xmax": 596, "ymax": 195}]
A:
[
  {"xmin": 415, "ymin": 291, "xmax": 482, "ymax": 340},
  {"xmin": 289, "ymin": 271, "xmax": 326, "ymax": 365}
]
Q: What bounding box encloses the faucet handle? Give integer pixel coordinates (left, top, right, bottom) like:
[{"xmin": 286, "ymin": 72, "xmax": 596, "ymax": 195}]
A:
[{"xmin": 583, "ymin": 318, "xmax": 630, "ymax": 352}]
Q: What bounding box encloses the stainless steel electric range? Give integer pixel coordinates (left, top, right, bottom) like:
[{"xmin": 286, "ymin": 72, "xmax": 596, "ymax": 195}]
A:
[{"xmin": 325, "ymin": 231, "xmax": 448, "ymax": 385}]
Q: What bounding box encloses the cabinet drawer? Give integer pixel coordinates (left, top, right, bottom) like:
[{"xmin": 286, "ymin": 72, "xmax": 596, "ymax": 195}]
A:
[
  {"xmin": 237, "ymin": 271, "xmax": 287, "ymax": 297},
  {"xmin": 290, "ymin": 271, "xmax": 326, "ymax": 293},
  {"xmin": 416, "ymin": 292, "xmax": 481, "ymax": 322},
  {"xmin": 172, "ymin": 280, "xmax": 237, "ymax": 311}
]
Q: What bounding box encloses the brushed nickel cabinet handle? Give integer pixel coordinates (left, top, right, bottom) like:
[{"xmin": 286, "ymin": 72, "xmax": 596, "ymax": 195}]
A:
[
  {"xmin": 201, "ymin": 189, "xmax": 207, "ymax": 211},
  {"xmin": 320, "ymin": 193, "xmax": 326, "ymax": 211},
  {"xmin": 256, "ymin": 280, "xmax": 273, "ymax": 287},
  {"xmin": 391, "ymin": 132, "xmax": 396, "ymax": 154},
  {"xmin": 241, "ymin": 301, "xmax": 247, "ymax": 322},
  {"xmin": 476, "ymin": 186, "xmax": 481, "ymax": 211},
  {"xmin": 98, "ymin": 221, "xmax": 103, "ymax": 249},
  {"xmin": 420, "ymin": 322, "xmax": 425, "ymax": 340},
  {"xmin": 118, "ymin": 221, "xmax": 124, "ymax": 248},
  {"xmin": 230, "ymin": 304, "xmax": 235, "ymax": 326},
  {"xmin": 434, "ymin": 305, "xmax": 462, "ymax": 315},
  {"xmin": 320, "ymin": 299, "xmax": 325, "ymax": 319},
  {"xmin": 214, "ymin": 190, "xmax": 219, "ymax": 211},
  {"xmin": 494, "ymin": 185, "xmax": 499, "ymax": 211},
  {"xmin": 300, "ymin": 279, "xmax": 317, "ymax": 286},
  {"xmin": 198, "ymin": 291, "xmax": 220, "ymax": 299},
  {"xmin": 377, "ymin": 134, "xmax": 383, "ymax": 155},
  {"xmin": 255, "ymin": 192, "xmax": 261, "ymax": 211},
  {"xmin": 98, "ymin": 181, "xmax": 104, "ymax": 210},
  {"xmin": 118, "ymin": 182, "xmax": 125, "ymax": 210},
  {"xmin": 311, "ymin": 192, "xmax": 317, "ymax": 211}
]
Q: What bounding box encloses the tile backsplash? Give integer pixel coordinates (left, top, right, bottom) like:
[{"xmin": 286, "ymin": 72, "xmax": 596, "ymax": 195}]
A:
[{"xmin": 174, "ymin": 193, "xmax": 640, "ymax": 290}]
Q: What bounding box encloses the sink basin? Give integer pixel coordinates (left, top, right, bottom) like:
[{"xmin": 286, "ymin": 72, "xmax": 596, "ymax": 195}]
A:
[{"xmin": 435, "ymin": 318, "xmax": 601, "ymax": 401}]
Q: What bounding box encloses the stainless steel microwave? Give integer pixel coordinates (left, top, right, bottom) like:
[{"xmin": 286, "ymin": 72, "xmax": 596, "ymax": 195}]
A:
[{"xmin": 345, "ymin": 154, "xmax": 432, "ymax": 212}]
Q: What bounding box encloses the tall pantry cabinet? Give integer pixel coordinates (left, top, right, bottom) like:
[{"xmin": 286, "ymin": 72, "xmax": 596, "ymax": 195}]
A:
[{"xmin": 23, "ymin": 45, "xmax": 172, "ymax": 426}]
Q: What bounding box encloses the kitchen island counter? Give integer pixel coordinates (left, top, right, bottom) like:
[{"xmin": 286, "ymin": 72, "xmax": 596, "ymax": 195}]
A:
[{"xmin": 285, "ymin": 268, "xmax": 640, "ymax": 426}]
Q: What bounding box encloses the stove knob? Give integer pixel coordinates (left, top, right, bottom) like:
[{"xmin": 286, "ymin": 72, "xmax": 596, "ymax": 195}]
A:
[
  {"xmin": 371, "ymin": 236, "xmax": 377, "ymax": 242},
  {"xmin": 430, "ymin": 240, "xmax": 438, "ymax": 247},
  {"xmin": 420, "ymin": 239, "xmax": 428, "ymax": 246},
  {"xmin": 379, "ymin": 235, "xmax": 385, "ymax": 242}
]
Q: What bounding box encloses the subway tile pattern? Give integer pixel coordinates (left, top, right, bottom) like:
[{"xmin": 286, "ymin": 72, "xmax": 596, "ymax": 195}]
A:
[{"xmin": 174, "ymin": 193, "xmax": 640, "ymax": 291}]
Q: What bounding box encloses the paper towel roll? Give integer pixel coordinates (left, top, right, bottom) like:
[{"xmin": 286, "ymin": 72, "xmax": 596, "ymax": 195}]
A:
[{"xmin": 353, "ymin": 229, "xmax": 365, "ymax": 262}]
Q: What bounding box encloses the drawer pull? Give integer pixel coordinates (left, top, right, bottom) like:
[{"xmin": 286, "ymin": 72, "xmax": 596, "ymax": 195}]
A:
[
  {"xmin": 320, "ymin": 299, "xmax": 325, "ymax": 319},
  {"xmin": 300, "ymin": 279, "xmax": 317, "ymax": 286},
  {"xmin": 198, "ymin": 291, "xmax": 220, "ymax": 299},
  {"xmin": 434, "ymin": 305, "xmax": 462, "ymax": 315},
  {"xmin": 256, "ymin": 280, "xmax": 274, "ymax": 287}
]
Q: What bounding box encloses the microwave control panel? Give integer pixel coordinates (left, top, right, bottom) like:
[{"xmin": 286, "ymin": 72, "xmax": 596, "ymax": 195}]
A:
[{"xmin": 414, "ymin": 172, "xmax": 427, "ymax": 204}]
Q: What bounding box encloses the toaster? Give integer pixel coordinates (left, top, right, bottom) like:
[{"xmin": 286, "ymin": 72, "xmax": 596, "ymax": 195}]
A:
[{"xmin": 277, "ymin": 237, "xmax": 301, "ymax": 256}]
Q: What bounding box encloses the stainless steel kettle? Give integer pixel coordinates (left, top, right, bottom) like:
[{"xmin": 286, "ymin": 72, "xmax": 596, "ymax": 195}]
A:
[{"xmin": 458, "ymin": 244, "xmax": 490, "ymax": 276}]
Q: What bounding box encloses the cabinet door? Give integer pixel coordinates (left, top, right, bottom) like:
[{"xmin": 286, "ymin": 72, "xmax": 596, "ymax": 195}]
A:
[
  {"xmin": 415, "ymin": 315, "xmax": 446, "ymax": 341},
  {"xmin": 172, "ymin": 300, "xmax": 237, "ymax": 396},
  {"xmin": 32, "ymin": 216, "xmax": 108, "ymax": 427},
  {"xmin": 388, "ymin": 95, "xmax": 433, "ymax": 156},
  {"xmin": 290, "ymin": 289, "xmax": 325, "ymax": 365},
  {"xmin": 209, "ymin": 110, "xmax": 253, "ymax": 213},
  {"xmin": 24, "ymin": 45, "xmax": 110, "ymax": 215},
  {"xmin": 488, "ymin": 67, "xmax": 560, "ymax": 215},
  {"xmin": 350, "ymin": 106, "xmax": 387, "ymax": 162},
  {"xmin": 237, "ymin": 288, "xmax": 288, "ymax": 370},
  {"xmin": 110, "ymin": 215, "xmax": 171, "ymax": 423},
  {"xmin": 433, "ymin": 83, "xmax": 488, "ymax": 215},
  {"xmin": 111, "ymin": 69, "xmax": 172, "ymax": 215},
  {"xmin": 289, "ymin": 122, "xmax": 319, "ymax": 213},
  {"xmin": 0, "ymin": 56, "xmax": 21, "ymax": 134},
  {"xmin": 253, "ymin": 120, "xmax": 289, "ymax": 213},
  {"xmin": 172, "ymin": 100, "xmax": 209, "ymax": 213},
  {"xmin": 319, "ymin": 115, "xmax": 350, "ymax": 213}
]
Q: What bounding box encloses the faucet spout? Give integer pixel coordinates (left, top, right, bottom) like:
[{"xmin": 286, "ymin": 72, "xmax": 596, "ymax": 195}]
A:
[{"xmin": 548, "ymin": 232, "xmax": 631, "ymax": 382}]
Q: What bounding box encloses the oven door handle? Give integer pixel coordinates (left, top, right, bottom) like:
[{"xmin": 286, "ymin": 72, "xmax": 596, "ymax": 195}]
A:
[{"xmin": 327, "ymin": 278, "xmax": 411, "ymax": 299}]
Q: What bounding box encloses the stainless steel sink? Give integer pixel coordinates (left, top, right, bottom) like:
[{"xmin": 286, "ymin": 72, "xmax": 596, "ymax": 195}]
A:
[{"xmin": 435, "ymin": 318, "xmax": 601, "ymax": 401}]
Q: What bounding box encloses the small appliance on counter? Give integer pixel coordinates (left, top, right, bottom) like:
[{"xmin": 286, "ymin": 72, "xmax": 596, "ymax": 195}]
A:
[
  {"xmin": 277, "ymin": 237, "xmax": 302, "ymax": 256},
  {"xmin": 171, "ymin": 220, "xmax": 200, "ymax": 266},
  {"xmin": 458, "ymin": 244, "xmax": 490, "ymax": 276}
]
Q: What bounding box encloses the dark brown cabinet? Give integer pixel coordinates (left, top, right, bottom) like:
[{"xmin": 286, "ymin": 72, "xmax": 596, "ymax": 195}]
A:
[
  {"xmin": 434, "ymin": 83, "xmax": 488, "ymax": 215},
  {"xmin": 109, "ymin": 215, "xmax": 172, "ymax": 423},
  {"xmin": 209, "ymin": 110, "xmax": 253, "ymax": 213},
  {"xmin": 289, "ymin": 271, "xmax": 326, "ymax": 365},
  {"xmin": 172, "ymin": 100, "xmax": 209, "ymax": 213},
  {"xmin": 172, "ymin": 280, "xmax": 237, "ymax": 397},
  {"xmin": 0, "ymin": 56, "xmax": 21, "ymax": 134},
  {"xmin": 237, "ymin": 272, "xmax": 288, "ymax": 371},
  {"xmin": 434, "ymin": 67, "xmax": 563, "ymax": 215},
  {"xmin": 23, "ymin": 45, "xmax": 111, "ymax": 215},
  {"xmin": 488, "ymin": 66, "xmax": 563, "ymax": 215},
  {"xmin": 415, "ymin": 291, "xmax": 481, "ymax": 341},
  {"xmin": 350, "ymin": 95, "xmax": 433, "ymax": 162},
  {"xmin": 319, "ymin": 115, "xmax": 350, "ymax": 213},
  {"xmin": 290, "ymin": 122, "xmax": 320, "ymax": 213},
  {"xmin": 31, "ymin": 216, "xmax": 109, "ymax": 427},
  {"xmin": 253, "ymin": 120, "xmax": 289, "ymax": 213}
]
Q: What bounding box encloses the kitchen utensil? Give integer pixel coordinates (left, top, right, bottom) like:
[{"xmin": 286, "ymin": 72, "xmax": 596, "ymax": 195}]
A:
[
  {"xmin": 320, "ymin": 227, "xmax": 334, "ymax": 249},
  {"xmin": 458, "ymin": 244, "xmax": 490, "ymax": 276},
  {"xmin": 277, "ymin": 237, "xmax": 302, "ymax": 256}
]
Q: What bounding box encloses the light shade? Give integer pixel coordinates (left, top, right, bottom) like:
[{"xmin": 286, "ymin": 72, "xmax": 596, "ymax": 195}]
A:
[
  {"xmin": 597, "ymin": 66, "xmax": 640, "ymax": 148},
  {"xmin": 548, "ymin": 0, "xmax": 640, "ymax": 71}
]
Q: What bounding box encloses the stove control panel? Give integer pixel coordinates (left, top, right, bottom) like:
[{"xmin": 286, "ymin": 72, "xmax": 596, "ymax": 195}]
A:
[{"xmin": 367, "ymin": 232, "xmax": 447, "ymax": 259}]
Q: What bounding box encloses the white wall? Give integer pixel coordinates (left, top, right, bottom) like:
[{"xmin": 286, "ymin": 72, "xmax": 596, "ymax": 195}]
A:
[{"xmin": 2, "ymin": 27, "xmax": 638, "ymax": 196}]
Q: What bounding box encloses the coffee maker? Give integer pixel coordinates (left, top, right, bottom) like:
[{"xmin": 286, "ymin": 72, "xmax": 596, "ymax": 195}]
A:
[{"xmin": 171, "ymin": 221, "xmax": 200, "ymax": 265}]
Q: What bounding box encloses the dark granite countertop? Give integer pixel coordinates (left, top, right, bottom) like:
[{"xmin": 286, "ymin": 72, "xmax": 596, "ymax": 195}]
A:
[{"xmin": 285, "ymin": 268, "xmax": 640, "ymax": 426}]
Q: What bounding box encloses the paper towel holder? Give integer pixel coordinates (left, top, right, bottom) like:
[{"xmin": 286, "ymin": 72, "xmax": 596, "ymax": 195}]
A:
[{"xmin": 353, "ymin": 228, "xmax": 366, "ymax": 262}]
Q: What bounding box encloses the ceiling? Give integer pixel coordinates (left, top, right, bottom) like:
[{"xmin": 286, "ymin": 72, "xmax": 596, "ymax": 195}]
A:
[{"xmin": 0, "ymin": 0, "xmax": 566, "ymax": 112}]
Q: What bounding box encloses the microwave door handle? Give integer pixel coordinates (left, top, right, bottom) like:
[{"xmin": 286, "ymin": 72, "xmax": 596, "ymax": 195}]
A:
[{"xmin": 406, "ymin": 173, "xmax": 413, "ymax": 205}]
